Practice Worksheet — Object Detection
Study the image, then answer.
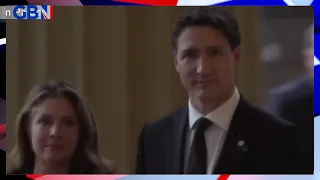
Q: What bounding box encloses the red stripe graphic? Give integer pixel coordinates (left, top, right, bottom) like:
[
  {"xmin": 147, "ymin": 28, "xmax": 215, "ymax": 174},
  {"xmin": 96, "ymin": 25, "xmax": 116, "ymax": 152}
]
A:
[
  {"xmin": 0, "ymin": 124, "xmax": 5, "ymax": 134},
  {"xmin": 50, "ymin": 5, "xmax": 54, "ymax": 19},
  {"xmin": 26, "ymin": 174, "xmax": 45, "ymax": 179},
  {"xmin": 115, "ymin": 0, "xmax": 178, "ymax": 6},
  {"xmin": 218, "ymin": 174, "xmax": 230, "ymax": 180},
  {"xmin": 25, "ymin": 174, "xmax": 230, "ymax": 180},
  {"xmin": 42, "ymin": 12, "xmax": 48, "ymax": 19},
  {"xmin": 0, "ymin": 124, "xmax": 5, "ymax": 140}
]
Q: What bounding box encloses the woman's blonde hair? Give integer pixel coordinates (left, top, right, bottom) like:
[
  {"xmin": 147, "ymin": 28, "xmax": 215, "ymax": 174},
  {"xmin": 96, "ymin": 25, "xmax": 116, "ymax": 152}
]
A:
[{"xmin": 7, "ymin": 81, "xmax": 114, "ymax": 174}]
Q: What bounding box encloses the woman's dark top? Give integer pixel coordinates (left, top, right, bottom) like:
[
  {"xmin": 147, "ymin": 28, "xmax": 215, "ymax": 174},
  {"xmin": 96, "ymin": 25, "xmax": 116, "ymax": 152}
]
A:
[{"xmin": 8, "ymin": 159, "xmax": 115, "ymax": 174}]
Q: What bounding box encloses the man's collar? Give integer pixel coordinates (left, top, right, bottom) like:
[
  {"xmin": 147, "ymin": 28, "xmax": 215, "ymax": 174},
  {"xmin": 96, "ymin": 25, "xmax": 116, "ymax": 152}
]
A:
[{"xmin": 188, "ymin": 87, "xmax": 240, "ymax": 130}]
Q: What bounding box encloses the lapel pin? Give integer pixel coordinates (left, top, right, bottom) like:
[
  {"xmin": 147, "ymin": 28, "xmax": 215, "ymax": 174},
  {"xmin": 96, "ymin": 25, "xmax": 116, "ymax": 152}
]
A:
[
  {"xmin": 237, "ymin": 140, "xmax": 244, "ymax": 146},
  {"xmin": 237, "ymin": 140, "xmax": 248, "ymax": 152}
]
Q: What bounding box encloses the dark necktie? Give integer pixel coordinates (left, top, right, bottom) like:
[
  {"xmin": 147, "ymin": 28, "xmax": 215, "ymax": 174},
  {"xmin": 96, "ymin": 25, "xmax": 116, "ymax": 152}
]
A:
[{"xmin": 187, "ymin": 117, "xmax": 212, "ymax": 174}]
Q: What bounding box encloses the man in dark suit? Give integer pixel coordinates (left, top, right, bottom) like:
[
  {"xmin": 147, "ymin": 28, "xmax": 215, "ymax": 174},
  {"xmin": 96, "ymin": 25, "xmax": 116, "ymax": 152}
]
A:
[
  {"xmin": 135, "ymin": 7, "xmax": 310, "ymax": 174},
  {"xmin": 267, "ymin": 24, "xmax": 314, "ymax": 173},
  {"xmin": 0, "ymin": 21, "xmax": 5, "ymax": 152}
]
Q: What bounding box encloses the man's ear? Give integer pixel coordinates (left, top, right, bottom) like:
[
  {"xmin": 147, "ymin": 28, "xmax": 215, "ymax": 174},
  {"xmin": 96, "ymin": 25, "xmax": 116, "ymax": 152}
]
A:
[
  {"xmin": 173, "ymin": 51, "xmax": 179, "ymax": 71},
  {"xmin": 233, "ymin": 46, "xmax": 241, "ymax": 62}
]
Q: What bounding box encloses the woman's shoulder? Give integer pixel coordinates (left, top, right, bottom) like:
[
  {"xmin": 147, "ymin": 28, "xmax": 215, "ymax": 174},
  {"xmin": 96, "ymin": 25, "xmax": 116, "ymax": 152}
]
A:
[
  {"xmin": 7, "ymin": 168, "xmax": 30, "ymax": 175},
  {"xmin": 80, "ymin": 158, "xmax": 116, "ymax": 174}
]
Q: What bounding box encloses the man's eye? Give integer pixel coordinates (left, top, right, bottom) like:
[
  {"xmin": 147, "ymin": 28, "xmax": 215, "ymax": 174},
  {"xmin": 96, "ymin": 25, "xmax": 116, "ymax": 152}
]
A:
[
  {"xmin": 210, "ymin": 50, "xmax": 223, "ymax": 56},
  {"xmin": 183, "ymin": 50, "xmax": 198, "ymax": 59}
]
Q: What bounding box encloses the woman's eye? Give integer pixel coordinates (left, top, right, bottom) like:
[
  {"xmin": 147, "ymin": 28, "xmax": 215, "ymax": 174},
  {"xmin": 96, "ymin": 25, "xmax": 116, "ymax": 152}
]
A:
[{"xmin": 38, "ymin": 117, "xmax": 52, "ymax": 125}]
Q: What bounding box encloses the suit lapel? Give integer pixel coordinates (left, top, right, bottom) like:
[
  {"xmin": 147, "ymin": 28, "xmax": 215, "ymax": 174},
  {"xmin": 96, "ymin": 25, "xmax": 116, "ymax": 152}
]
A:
[
  {"xmin": 167, "ymin": 98, "xmax": 253, "ymax": 174},
  {"xmin": 213, "ymin": 98, "xmax": 250, "ymax": 174},
  {"xmin": 169, "ymin": 106, "xmax": 189, "ymax": 174}
]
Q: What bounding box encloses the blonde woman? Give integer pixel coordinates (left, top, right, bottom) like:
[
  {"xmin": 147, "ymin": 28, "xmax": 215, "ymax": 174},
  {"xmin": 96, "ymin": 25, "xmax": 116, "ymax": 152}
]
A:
[{"xmin": 7, "ymin": 81, "xmax": 115, "ymax": 174}]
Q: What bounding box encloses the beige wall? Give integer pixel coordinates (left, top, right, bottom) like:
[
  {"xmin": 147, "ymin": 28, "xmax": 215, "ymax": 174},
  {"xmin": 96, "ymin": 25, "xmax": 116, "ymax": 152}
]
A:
[{"xmin": 6, "ymin": 7, "xmax": 262, "ymax": 173}]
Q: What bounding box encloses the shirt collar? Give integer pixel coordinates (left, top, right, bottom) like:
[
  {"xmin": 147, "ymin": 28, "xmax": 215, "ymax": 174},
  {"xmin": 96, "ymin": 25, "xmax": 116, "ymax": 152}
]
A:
[{"xmin": 188, "ymin": 87, "xmax": 240, "ymax": 130}]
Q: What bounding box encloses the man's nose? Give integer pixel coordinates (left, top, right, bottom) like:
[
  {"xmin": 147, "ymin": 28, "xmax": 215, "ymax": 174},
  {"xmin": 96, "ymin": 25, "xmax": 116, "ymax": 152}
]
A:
[{"xmin": 196, "ymin": 56, "xmax": 211, "ymax": 75}]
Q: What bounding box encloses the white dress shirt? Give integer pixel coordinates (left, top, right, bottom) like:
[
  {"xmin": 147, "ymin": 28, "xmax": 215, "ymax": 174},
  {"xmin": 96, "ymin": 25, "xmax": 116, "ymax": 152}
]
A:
[{"xmin": 184, "ymin": 88, "xmax": 240, "ymax": 174}]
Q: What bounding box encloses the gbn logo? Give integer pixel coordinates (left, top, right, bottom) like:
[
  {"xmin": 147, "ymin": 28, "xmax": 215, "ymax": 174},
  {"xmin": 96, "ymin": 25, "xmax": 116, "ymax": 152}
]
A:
[{"xmin": 13, "ymin": 5, "xmax": 51, "ymax": 20}]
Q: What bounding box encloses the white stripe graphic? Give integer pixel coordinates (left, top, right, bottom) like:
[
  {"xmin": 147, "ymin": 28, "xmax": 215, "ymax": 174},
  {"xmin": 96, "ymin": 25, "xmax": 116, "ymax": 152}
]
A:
[
  {"xmin": 315, "ymin": 56, "xmax": 320, "ymax": 66},
  {"xmin": 0, "ymin": 38, "xmax": 5, "ymax": 46},
  {"xmin": 282, "ymin": 0, "xmax": 298, "ymax": 5},
  {"xmin": 290, "ymin": 0, "xmax": 314, "ymax": 5}
]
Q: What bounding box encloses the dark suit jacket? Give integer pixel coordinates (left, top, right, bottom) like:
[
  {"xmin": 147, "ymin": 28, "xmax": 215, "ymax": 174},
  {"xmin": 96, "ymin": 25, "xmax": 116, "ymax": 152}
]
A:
[
  {"xmin": 136, "ymin": 98, "xmax": 310, "ymax": 174},
  {"xmin": 267, "ymin": 77, "xmax": 314, "ymax": 172}
]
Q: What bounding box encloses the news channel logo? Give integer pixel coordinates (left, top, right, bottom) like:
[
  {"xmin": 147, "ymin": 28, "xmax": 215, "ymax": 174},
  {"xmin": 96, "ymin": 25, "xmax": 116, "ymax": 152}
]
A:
[{"xmin": 1, "ymin": 5, "xmax": 53, "ymax": 20}]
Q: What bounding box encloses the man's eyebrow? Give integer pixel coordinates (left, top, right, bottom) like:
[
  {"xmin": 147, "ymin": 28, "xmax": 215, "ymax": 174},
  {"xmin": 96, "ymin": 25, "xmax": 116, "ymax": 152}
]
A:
[
  {"xmin": 181, "ymin": 46, "xmax": 197, "ymax": 51},
  {"xmin": 206, "ymin": 45, "xmax": 225, "ymax": 49}
]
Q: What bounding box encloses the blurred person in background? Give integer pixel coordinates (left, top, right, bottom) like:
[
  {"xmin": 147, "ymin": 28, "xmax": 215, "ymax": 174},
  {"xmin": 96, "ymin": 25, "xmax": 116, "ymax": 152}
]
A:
[
  {"xmin": 0, "ymin": 98, "xmax": 5, "ymax": 170},
  {"xmin": 0, "ymin": 98, "xmax": 5, "ymax": 151},
  {"xmin": 136, "ymin": 7, "xmax": 309, "ymax": 174},
  {"xmin": 0, "ymin": 20, "xmax": 6, "ymax": 169},
  {"xmin": 6, "ymin": 81, "xmax": 115, "ymax": 174},
  {"xmin": 267, "ymin": 24, "xmax": 314, "ymax": 172},
  {"xmin": 0, "ymin": 19, "xmax": 5, "ymax": 152}
]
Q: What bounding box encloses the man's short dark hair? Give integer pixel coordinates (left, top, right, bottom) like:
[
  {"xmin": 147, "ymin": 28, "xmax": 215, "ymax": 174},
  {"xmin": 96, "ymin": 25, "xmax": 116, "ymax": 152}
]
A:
[{"xmin": 173, "ymin": 7, "xmax": 241, "ymax": 51}]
